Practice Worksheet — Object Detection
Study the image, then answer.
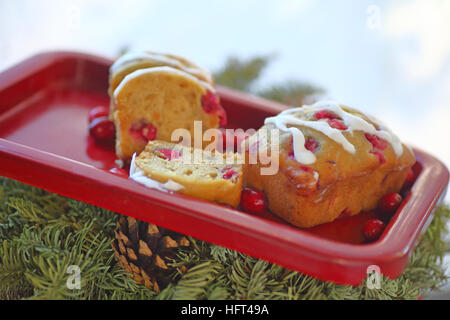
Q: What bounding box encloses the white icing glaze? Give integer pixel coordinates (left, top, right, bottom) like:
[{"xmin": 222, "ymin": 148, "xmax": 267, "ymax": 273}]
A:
[
  {"xmin": 113, "ymin": 66, "xmax": 215, "ymax": 100},
  {"xmin": 129, "ymin": 153, "xmax": 185, "ymax": 192},
  {"xmin": 264, "ymin": 101, "xmax": 404, "ymax": 165},
  {"xmin": 110, "ymin": 51, "xmax": 212, "ymax": 83}
]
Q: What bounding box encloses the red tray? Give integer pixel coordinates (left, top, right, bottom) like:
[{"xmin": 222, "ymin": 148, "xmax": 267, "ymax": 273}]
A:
[{"xmin": 0, "ymin": 52, "xmax": 448, "ymax": 286}]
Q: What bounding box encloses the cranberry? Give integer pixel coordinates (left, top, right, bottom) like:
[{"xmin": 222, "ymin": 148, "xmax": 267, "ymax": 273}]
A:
[
  {"xmin": 89, "ymin": 116, "xmax": 115, "ymax": 141},
  {"xmin": 129, "ymin": 121, "xmax": 157, "ymax": 142},
  {"xmin": 109, "ymin": 167, "xmax": 128, "ymax": 177},
  {"xmin": 201, "ymin": 90, "xmax": 227, "ymax": 126},
  {"xmin": 305, "ymin": 137, "xmax": 320, "ymax": 153},
  {"xmin": 222, "ymin": 169, "xmax": 239, "ymax": 180},
  {"xmin": 141, "ymin": 124, "xmax": 157, "ymax": 141},
  {"xmin": 240, "ymin": 187, "xmax": 267, "ymax": 214},
  {"xmin": 88, "ymin": 106, "xmax": 109, "ymax": 123},
  {"xmin": 365, "ymin": 133, "xmax": 387, "ymax": 150},
  {"xmin": 157, "ymin": 148, "xmax": 181, "ymax": 160},
  {"xmin": 379, "ymin": 192, "xmax": 403, "ymax": 215},
  {"xmin": 299, "ymin": 166, "xmax": 314, "ymax": 173},
  {"xmin": 314, "ymin": 110, "xmax": 339, "ymax": 120},
  {"xmin": 363, "ymin": 219, "xmax": 386, "ymax": 242},
  {"xmin": 327, "ymin": 119, "xmax": 348, "ymax": 130},
  {"xmin": 402, "ymin": 169, "xmax": 415, "ymax": 190},
  {"xmin": 288, "ymin": 137, "xmax": 319, "ymax": 160},
  {"xmin": 371, "ymin": 151, "xmax": 386, "ymax": 164}
]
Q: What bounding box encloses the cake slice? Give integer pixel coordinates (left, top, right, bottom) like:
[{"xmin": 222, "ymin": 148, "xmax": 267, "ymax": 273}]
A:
[
  {"xmin": 130, "ymin": 141, "xmax": 243, "ymax": 208},
  {"xmin": 112, "ymin": 66, "xmax": 226, "ymax": 160},
  {"xmin": 108, "ymin": 51, "xmax": 215, "ymax": 120}
]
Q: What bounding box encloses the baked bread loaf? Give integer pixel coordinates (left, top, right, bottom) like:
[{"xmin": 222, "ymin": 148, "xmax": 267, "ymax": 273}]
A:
[
  {"xmin": 109, "ymin": 51, "xmax": 226, "ymax": 160},
  {"xmin": 109, "ymin": 51, "xmax": 215, "ymax": 117},
  {"xmin": 242, "ymin": 101, "xmax": 416, "ymax": 228},
  {"xmin": 130, "ymin": 140, "xmax": 243, "ymax": 208}
]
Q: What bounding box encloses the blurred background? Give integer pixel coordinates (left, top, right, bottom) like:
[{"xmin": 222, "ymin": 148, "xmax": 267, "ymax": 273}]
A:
[{"xmin": 0, "ymin": 0, "xmax": 449, "ymax": 203}]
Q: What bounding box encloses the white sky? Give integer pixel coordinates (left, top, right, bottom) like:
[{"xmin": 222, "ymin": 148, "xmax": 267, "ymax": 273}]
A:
[{"xmin": 1, "ymin": 0, "xmax": 449, "ymax": 201}]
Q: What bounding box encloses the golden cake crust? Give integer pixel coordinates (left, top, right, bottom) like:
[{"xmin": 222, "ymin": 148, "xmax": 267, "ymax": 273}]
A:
[{"xmin": 243, "ymin": 103, "xmax": 416, "ymax": 228}]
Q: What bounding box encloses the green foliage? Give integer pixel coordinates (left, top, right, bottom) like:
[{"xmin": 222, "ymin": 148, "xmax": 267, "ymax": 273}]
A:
[
  {"xmin": 213, "ymin": 55, "xmax": 323, "ymax": 106},
  {"xmin": 214, "ymin": 55, "xmax": 272, "ymax": 92},
  {"xmin": 0, "ymin": 178, "xmax": 449, "ymax": 300},
  {"xmin": 259, "ymin": 80, "xmax": 325, "ymax": 107}
]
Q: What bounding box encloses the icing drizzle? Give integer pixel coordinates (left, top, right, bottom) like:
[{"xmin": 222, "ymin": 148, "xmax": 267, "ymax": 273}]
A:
[
  {"xmin": 110, "ymin": 51, "xmax": 213, "ymax": 84},
  {"xmin": 264, "ymin": 101, "xmax": 404, "ymax": 165},
  {"xmin": 113, "ymin": 66, "xmax": 216, "ymax": 100},
  {"xmin": 129, "ymin": 153, "xmax": 185, "ymax": 192}
]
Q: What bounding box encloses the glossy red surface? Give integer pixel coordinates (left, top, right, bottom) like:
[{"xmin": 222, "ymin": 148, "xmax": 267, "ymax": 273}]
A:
[{"xmin": 0, "ymin": 52, "xmax": 448, "ymax": 285}]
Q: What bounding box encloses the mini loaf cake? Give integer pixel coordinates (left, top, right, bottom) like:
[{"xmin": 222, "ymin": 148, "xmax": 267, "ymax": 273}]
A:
[
  {"xmin": 109, "ymin": 51, "xmax": 226, "ymax": 160},
  {"xmin": 130, "ymin": 140, "xmax": 243, "ymax": 208},
  {"xmin": 243, "ymin": 101, "xmax": 416, "ymax": 228}
]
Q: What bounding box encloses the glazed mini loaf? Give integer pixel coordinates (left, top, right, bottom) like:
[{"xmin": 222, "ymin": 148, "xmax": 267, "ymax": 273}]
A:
[
  {"xmin": 243, "ymin": 101, "xmax": 416, "ymax": 228},
  {"xmin": 130, "ymin": 140, "xmax": 243, "ymax": 208},
  {"xmin": 109, "ymin": 51, "xmax": 226, "ymax": 160}
]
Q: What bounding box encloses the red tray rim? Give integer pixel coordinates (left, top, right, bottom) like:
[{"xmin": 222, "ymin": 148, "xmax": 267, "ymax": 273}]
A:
[{"xmin": 0, "ymin": 51, "xmax": 448, "ymax": 285}]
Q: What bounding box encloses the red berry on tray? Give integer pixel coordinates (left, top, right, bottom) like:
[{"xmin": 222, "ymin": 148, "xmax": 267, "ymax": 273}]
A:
[
  {"xmin": 379, "ymin": 192, "xmax": 403, "ymax": 215},
  {"xmin": 402, "ymin": 169, "xmax": 415, "ymax": 190},
  {"xmin": 89, "ymin": 116, "xmax": 115, "ymax": 141},
  {"xmin": 109, "ymin": 167, "xmax": 128, "ymax": 177},
  {"xmin": 88, "ymin": 106, "xmax": 109, "ymax": 123},
  {"xmin": 363, "ymin": 219, "xmax": 386, "ymax": 242},
  {"xmin": 240, "ymin": 187, "xmax": 267, "ymax": 214}
]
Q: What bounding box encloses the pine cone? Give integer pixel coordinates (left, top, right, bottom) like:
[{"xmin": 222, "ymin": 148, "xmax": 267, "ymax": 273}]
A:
[{"xmin": 112, "ymin": 216, "xmax": 190, "ymax": 292}]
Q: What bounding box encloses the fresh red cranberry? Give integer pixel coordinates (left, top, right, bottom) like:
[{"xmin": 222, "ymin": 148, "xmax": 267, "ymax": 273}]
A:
[
  {"xmin": 157, "ymin": 148, "xmax": 181, "ymax": 160},
  {"xmin": 327, "ymin": 119, "xmax": 348, "ymax": 130},
  {"xmin": 365, "ymin": 133, "xmax": 387, "ymax": 150},
  {"xmin": 201, "ymin": 90, "xmax": 227, "ymax": 126},
  {"xmin": 141, "ymin": 124, "xmax": 157, "ymax": 141},
  {"xmin": 371, "ymin": 151, "xmax": 386, "ymax": 164},
  {"xmin": 305, "ymin": 137, "xmax": 320, "ymax": 153},
  {"xmin": 222, "ymin": 169, "xmax": 239, "ymax": 180},
  {"xmin": 379, "ymin": 192, "xmax": 403, "ymax": 215},
  {"xmin": 402, "ymin": 169, "xmax": 415, "ymax": 190},
  {"xmin": 129, "ymin": 121, "xmax": 157, "ymax": 142},
  {"xmin": 109, "ymin": 167, "xmax": 128, "ymax": 177},
  {"xmin": 240, "ymin": 187, "xmax": 267, "ymax": 214},
  {"xmin": 89, "ymin": 116, "xmax": 115, "ymax": 141},
  {"xmin": 314, "ymin": 110, "xmax": 339, "ymax": 120},
  {"xmin": 88, "ymin": 106, "xmax": 109, "ymax": 123},
  {"xmin": 363, "ymin": 219, "xmax": 386, "ymax": 242}
]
